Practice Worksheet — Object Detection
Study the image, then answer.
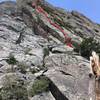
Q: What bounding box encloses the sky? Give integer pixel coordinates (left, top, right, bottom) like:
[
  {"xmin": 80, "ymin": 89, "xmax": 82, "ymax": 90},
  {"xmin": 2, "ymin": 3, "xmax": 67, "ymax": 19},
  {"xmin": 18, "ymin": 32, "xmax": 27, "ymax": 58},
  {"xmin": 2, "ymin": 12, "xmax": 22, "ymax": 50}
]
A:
[
  {"xmin": 0, "ymin": 0, "xmax": 100, "ymax": 24},
  {"xmin": 46, "ymin": 0, "xmax": 100, "ymax": 24}
]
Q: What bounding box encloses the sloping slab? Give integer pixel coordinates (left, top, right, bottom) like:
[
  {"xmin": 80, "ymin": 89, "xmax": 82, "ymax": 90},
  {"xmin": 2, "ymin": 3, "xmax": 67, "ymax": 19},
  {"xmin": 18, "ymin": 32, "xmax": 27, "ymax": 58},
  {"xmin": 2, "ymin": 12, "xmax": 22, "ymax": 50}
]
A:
[{"xmin": 44, "ymin": 53, "xmax": 95, "ymax": 100}]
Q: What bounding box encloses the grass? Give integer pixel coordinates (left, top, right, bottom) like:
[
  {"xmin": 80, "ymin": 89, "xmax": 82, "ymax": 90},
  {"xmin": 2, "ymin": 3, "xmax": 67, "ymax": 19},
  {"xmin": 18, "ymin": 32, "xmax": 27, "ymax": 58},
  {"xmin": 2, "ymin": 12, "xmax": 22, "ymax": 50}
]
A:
[
  {"xmin": 6, "ymin": 54, "xmax": 18, "ymax": 72},
  {"xmin": 29, "ymin": 76, "xmax": 50, "ymax": 97},
  {"xmin": 0, "ymin": 76, "xmax": 28, "ymax": 100},
  {"xmin": 17, "ymin": 62, "xmax": 29, "ymax": 74}
]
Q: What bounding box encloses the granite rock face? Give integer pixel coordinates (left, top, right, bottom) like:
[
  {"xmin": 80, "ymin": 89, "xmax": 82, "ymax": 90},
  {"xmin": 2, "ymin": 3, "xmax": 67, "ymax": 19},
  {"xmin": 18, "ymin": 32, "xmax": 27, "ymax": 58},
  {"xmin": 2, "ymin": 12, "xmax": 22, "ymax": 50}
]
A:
[
  {"xmin": 44, "ymin": 53, "xmax": 95, "ymax": 100},
  {"xmin": 0, "ymin": 1, "xmax": 17, "ymax": 15},
  {"xmin": 0, "ymin": 0, "xmax": 99, "ymax": 100}
]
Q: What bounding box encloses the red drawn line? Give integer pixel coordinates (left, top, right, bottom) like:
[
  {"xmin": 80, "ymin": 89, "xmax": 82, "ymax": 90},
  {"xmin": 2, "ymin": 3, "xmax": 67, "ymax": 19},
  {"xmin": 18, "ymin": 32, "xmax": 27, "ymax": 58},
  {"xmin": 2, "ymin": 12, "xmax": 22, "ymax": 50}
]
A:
[{"xmin": 32, "ymin": 2, "xmax": 73, "ymax": 47}]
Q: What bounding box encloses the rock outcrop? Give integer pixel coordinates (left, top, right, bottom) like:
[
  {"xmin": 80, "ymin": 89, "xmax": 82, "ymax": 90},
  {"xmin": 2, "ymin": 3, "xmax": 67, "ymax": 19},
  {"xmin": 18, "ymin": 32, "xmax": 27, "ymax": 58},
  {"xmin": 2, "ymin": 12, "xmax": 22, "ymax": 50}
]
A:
[
  {"xmin": 0, "ymin": 0, "xmax": 99, "ymax": 100},
  {"xmin": 0, "ymin": 1, "xmax": 17, "ymax": 15}
]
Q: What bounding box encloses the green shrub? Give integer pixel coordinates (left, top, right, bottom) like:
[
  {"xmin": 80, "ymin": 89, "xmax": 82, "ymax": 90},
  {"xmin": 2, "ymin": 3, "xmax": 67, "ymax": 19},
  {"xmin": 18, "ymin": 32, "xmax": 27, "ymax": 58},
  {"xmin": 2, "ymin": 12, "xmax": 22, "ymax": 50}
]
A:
[
  {"xmin": 17, "ymin": 62, "xmax": 28, "ymax": 74},
  {"xmin": 0, "ymin": 76, "xmax": 28, "ymax": 100},
  {"xmin": 43, "ymin": 47, "xmax": 49, "ymax": 58},
  {"xmin": 74, "ymin": 37, "xmax": 100, "ymax": 59},
  {"xmin": 6, "ymin": 54, "xmax": 18, "ymax": 72},
  {"xmin": 6, "ymin": 54, "xmax": 17, "ymax": 65},
  {"xmin": 29, "ymin": 76, "xmax": 50, "ymax": 97},
  {"xmin": 0, "ymin": 85, "xmax": 28, "ymax": 100},
  {"xmin": 30, "ymin": 68, "xmax": 39, "ymax": 74},
  {"xmin": 17, "ymin": 62, "xmax": 40, "ymax": 74},
  {"xmin": 43, "ymin": 47, "xmax": 49, "ymax": 67},
  {"xmin": 97, "ymin": 24, "xmax": 100, "ymax": 27}
]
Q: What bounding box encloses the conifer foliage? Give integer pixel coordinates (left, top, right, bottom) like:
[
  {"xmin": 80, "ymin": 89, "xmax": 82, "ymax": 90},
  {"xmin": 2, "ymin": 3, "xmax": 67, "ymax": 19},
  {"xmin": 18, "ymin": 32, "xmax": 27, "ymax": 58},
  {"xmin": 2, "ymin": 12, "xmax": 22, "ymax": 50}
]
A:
[{"xmin": 74, "ymin": 37, "xmax": 100, "ymax": 59}]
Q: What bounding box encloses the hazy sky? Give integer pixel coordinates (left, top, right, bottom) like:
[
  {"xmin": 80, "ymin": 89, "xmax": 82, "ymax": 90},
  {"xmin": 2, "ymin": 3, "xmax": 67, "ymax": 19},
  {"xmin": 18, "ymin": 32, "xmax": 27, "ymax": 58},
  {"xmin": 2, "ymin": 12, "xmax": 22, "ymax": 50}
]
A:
[{"xmin": 0, "ymin": 0, "xmax": 100, "ymax": 23}]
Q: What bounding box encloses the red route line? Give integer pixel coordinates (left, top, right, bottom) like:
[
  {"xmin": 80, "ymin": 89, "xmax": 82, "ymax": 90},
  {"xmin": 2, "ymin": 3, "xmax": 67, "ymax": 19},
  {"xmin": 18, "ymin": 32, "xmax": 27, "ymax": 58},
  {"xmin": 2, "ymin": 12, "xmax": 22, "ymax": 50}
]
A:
[{"xmin": 32, "ymin": 2, "xmax": 73, "ymax": 47}]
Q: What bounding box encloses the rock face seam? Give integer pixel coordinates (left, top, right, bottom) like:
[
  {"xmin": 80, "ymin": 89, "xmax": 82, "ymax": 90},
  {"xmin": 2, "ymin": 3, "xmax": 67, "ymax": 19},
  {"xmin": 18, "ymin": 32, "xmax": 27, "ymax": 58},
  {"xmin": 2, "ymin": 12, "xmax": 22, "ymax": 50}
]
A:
[{"xmin": 49, "ymin": 79, "xmax": 69, "ymax": 100}]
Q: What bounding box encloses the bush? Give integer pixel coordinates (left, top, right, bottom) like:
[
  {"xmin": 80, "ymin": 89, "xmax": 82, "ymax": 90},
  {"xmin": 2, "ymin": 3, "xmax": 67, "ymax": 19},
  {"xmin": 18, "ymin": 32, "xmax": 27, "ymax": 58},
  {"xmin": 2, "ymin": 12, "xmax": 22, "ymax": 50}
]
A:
[
  {"xmin": 0, "ymin": 85, "xmax": 28, "ymax": 100},
  {"xmin": 0, "ymin": 76, "xmax": 28, "ymax": 100},
  {"xmin": 97, "ymin": 24, "xmax": 100, "ymax": 27},
  {"xmin": 17, "ymin": 62, "xmax": 28, "ymax": 74},
  {"xmin": 6, "ymin": 54, "xmax": 17, "ymax": 65},
  {"xmin": 30, "ymin": 68, "xmax": 39, "ymax": 74},
  {"xmin": 43, "ymin": 47, "xmax": 49, "ymax": 58},
  {"xmin": 43, "ymin": 47, "xmax": 49, "ymax": 67},
  {"xmin": 29, "ymin": 76, "xmax": 50, "ymax": 97},
  {"xmin": 6, "ymin": 54, "xmax": 18, "ymax": 72},
  {"xmin": 74, "ymin": 37, "xmax": 100, "ymax": 59}
]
